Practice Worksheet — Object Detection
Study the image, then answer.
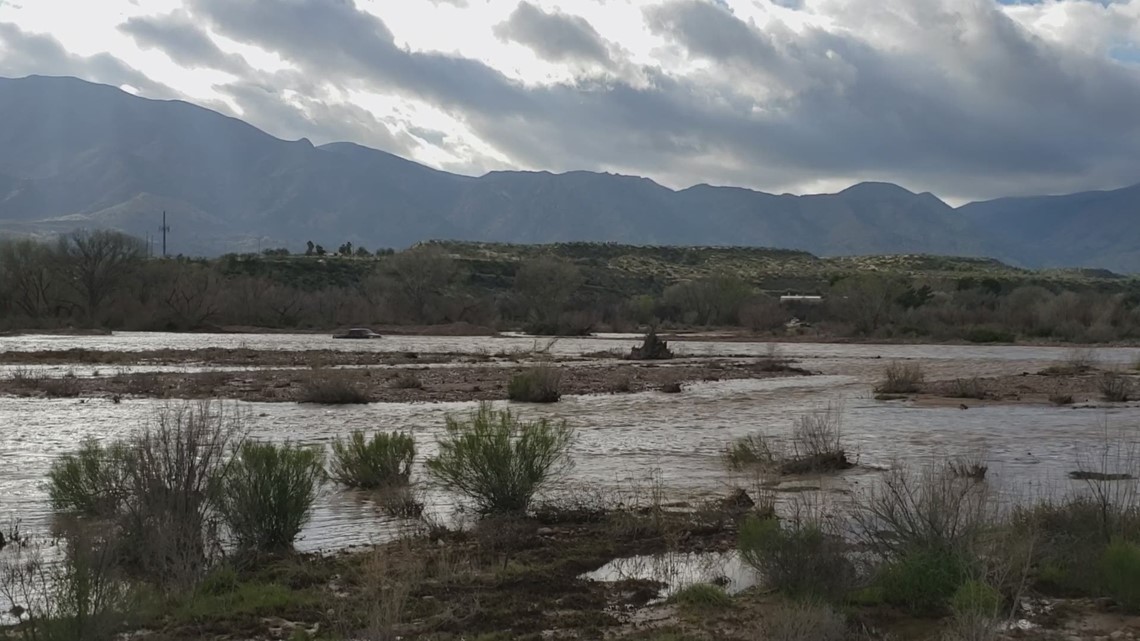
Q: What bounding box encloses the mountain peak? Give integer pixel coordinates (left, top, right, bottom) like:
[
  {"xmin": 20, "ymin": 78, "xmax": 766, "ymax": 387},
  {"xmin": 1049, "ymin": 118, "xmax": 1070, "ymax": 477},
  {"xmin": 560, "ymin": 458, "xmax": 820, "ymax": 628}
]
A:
[{"xmin": 838, "ymin": 182, "xmax": 918, "ymax": 198}]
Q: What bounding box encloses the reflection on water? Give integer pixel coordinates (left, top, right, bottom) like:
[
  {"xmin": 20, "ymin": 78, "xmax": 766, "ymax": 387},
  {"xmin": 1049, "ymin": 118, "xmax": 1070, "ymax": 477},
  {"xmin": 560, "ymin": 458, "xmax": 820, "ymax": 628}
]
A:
[{"xmin": 582, "ymin": 551, "xmax": 756, "ymax": 600}]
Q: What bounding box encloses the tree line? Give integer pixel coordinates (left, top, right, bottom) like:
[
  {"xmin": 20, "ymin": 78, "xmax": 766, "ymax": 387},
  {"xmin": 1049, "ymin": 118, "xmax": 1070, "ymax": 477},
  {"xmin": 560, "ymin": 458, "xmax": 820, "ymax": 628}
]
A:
[{"xmin": 2, "ymin": 230, "xmax": 1139, "ymax": 343}]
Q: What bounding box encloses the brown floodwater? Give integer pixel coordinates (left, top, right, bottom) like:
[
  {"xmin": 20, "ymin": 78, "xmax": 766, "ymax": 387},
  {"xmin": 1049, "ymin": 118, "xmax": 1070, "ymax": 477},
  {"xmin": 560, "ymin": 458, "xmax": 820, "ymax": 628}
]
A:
[{"xmin": 2, "ymin": 333, "xmax": 1139, "ymax": 557}]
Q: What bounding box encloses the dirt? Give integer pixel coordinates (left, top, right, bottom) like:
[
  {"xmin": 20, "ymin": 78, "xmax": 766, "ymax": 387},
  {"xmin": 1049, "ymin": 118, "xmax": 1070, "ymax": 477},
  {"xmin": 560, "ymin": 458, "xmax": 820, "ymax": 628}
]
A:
[
  {"xmin": 0, "ymin": 357, "xmax": 811, "ymax": 403},
  {"xmin": 909, "ymin": 369, "xmax": 1140, "ymax": 408}
]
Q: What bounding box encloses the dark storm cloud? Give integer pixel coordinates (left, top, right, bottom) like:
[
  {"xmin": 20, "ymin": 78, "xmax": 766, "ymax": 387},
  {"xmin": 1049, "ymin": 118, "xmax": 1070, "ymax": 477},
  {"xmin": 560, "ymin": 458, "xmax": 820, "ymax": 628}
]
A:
[
  {"xmin": 120, "ymin": 11, "xmax": 248, "ymax": 74},
  {"xmin": 492, "ymin": 1, "xmax": 614, "ymax": 67},
  {"xmin": 0, "ymin": 22, "xmax": 172, "ymax": 95}
]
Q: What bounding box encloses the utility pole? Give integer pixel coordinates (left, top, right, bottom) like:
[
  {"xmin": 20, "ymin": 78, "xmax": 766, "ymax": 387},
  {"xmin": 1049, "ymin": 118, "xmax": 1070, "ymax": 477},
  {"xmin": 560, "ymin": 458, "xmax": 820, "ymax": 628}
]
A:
[{"xmin": 159, "ymin": 211, "xmax": 171, "ymax": 258}]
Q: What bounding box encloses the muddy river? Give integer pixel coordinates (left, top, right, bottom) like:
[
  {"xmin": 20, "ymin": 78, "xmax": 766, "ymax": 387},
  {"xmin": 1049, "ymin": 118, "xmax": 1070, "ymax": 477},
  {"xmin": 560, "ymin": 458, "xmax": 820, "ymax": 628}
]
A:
[{"xmin": 2, "ymin": 333, "xmax": 1139, "ymax": 556}]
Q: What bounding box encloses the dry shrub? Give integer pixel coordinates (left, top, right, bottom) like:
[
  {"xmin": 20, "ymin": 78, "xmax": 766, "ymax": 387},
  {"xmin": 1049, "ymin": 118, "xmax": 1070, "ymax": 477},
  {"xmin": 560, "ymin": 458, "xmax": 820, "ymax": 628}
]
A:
[
  {"xmin": 389, "ymin": 373, "xmax": 423, "ymax": 390},
  {"xmin": 853, "ymin": 461, "xmax": 994, "ymax": 559},
  {"xmin": 0, "ymin": 525, "xmax": 132, "ymax": 641},
  {"xmin": 951, "ymin": 377, "xmax": 987, "ymax": 400},
  {"xmin": 874, "ymin": 361, "xmax": 925, "ymax": 394},
  {"xmin": 41, "ymin": 375, "xmax": 81, "ymax": 398},
  {"xmin": 1041, "ymin": 348, "xmax": 1098, "ymax": 376},
  {"xmin": 724, "ymin": 433, "xmax": 780, "ymax": 471},
  {"xmin": 949, "ymin": 450, "xmax": 989, "ymax": 481},
  {"xmin": 299, "ymin": 371, "xmax": 371, "ymax": 404},
  {"xmin": 628, "ymin": 329, "xmax": 673, "ymax": 360},
  {"xmin": 506, "ymin": 366, "xmax": 562, "ymax": 403},
  {"xmin": 1098, "ymin": 370, "xmax": 1132, "ymax": 402},
  {"xmin": 759, "ymin": 601, "xmax": 847, "ymax": 641}
]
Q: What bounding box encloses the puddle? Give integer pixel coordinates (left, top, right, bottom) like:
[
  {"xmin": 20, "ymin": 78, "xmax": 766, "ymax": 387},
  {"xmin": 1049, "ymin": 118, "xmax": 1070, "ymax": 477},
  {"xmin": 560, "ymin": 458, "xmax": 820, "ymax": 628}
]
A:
[{"xmin": 582, "ymin": 551, "xmax": 757, "ymax": 601}]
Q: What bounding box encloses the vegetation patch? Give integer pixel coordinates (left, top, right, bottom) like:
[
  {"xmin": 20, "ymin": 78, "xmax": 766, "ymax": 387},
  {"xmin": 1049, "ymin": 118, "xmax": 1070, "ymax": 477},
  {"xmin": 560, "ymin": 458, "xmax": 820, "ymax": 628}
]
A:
[
  {"xmin": 329, "ymin": 430, "xmax": 416, "ymax": 489},
  {"xmin": 507, "ymin": 366, "xmax": 563, "ymax": 403},
  {"xmin": 874, "ymin": 361, "xmax": 925, "ymax": 394},
  {"xmin": 298, "ymin": 372, "xmax": 371, "ymax": 404}
]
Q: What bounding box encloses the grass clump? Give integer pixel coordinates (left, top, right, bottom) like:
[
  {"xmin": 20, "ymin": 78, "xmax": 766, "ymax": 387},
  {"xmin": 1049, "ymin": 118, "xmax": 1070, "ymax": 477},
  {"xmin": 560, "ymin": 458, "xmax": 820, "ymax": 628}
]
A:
[
  {"xmin": 426, "ymin": 403, "xmax": 575, "ymax": 514},
  {"xmin": 507, "ymin": 366, "xmax": 562, "ymax": 403},
  {"xmin": 1098, "ymin": 540, "xmax": 1140, "ymax": 612},
  {"xmin": 948, "ymin": 451, "xmax": 989, "ymax": 481},
  {"xmin": 215, "ymin": 441, "xmax": 326, "ymax": 554},
  {"xmin": 874, "ymin": 361, "xmax": 925, "ymax": 394},
  {"xmin": 723, "ymin": 434, "xmax": 779, "ymax": 471},
  {"xmin": 667, "ymin": 583, "xmax": 732, "ymax": 611},
  {"xmin": 738, "ymin": 514, "xmax": 853, "ymax": 602},
  {"xmin": 329, "ymin": 430, "xmax": 416, "ymax": 489},
  {"xmin": 48, "ymin": 438, "xmax": 131, "ymax": 516},
  {"xmin": 299, "ymin": 372, "xmax": 371, "ymax": 404}
]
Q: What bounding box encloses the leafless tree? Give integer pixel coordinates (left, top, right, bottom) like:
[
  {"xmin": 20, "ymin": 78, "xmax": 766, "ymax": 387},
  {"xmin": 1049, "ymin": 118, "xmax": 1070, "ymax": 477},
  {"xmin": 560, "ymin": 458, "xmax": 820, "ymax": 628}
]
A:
[
  {"xmin": 56, "ymin": 230, "xmax": 146, "ymax": 324},
  {"xmin": 0, "ymin": 238, "xmax": 60, "ymax": 320},
  {"xmin": 386, "ymin": 245, "xmax": 461, "ymax": 323}
]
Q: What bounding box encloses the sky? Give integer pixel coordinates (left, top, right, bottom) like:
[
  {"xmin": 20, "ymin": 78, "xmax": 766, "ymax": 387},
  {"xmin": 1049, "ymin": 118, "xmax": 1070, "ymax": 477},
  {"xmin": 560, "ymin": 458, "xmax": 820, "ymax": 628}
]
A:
[{"xmin": 0, "ymin": 0, "xmax": 1138, "ymax": 203}]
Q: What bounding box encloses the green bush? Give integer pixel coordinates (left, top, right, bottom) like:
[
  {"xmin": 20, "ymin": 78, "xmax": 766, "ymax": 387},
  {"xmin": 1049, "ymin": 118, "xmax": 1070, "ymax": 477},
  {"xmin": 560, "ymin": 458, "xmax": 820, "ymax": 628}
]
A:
[
  {"xmin": 425, "ymin": 403, "xmax": 575, "ymax": 514},
  {"xmin": 329, "ymin": 430, "xmax": 415, "ymax": 489},
  {"xmin": 963, "ymin": 327, "xmax": 1016, "ymax": 344},
  {"xmin": 216, "ymin": 441, "xmax": 326, "ymax": 553},
  {"xmin": 878, "ymin": 547, "xmax": 968, "ymax": 615},
  {"xmin": 738, "ymin": 516, "xmax": 853, "ymax": 602},
  {"xmin": 950, "ymin": 580, "xmax": 1002, "ymax": 616},
  {"xmin": 507, "ymin": 366, "xmax": 562, "ymax": 403},
  {"xmin": 1099, "ymin": 540, "xmax": 1140, "ymax": 612},
  {"xmin": 48, "ymin": 438, "xmax": 131, "ymax": 516},
  {"xmin": 668, "ymin": 583, "xmax": 732, "ymax": 610}
]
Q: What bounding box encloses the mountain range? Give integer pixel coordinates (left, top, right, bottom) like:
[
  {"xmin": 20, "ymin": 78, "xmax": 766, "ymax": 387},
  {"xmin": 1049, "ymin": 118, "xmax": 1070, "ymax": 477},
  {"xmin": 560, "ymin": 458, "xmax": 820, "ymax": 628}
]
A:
[{"xmin": 0, "ymin": 75, "xmax": 1136, "ymax": 272}]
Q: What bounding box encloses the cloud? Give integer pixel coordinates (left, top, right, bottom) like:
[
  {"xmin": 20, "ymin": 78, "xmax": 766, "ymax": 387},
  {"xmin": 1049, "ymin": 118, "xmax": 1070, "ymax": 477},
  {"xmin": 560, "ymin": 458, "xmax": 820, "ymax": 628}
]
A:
[
  {"xmin": 7, "ymin": 0, "xmax": 1140, "ymax": 202},
  {"xmin": 120, "ymin": 11, "xmax": 248, "ymax": 75},
  {"xmin": 492, "ymin": 1, "xmax": 614, "ymax": 67},
  {"xmin": 0, "ymin": 22, "xmax": 172, "ymax": 96}
]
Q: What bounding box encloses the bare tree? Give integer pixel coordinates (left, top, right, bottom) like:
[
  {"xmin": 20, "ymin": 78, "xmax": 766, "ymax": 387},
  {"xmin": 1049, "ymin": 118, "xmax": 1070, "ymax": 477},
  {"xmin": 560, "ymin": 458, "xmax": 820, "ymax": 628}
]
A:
[
  {"xmin": 56, "ymin": 230, "xmax": 146, "ymax": 325},
  {"xmin": 160, "ymin": 263, "xmax": 221, "ymax": 329},
  {"xmin": 386, "ymin": 245, "xmax": 461, "ymax": 323},
  {"xmin": 514, "ymin": 256, "xmax": 583, "ymax": 332},
  {"xmin": 0, "ymin": 238, "xmax": 60, "ymax": 320}
]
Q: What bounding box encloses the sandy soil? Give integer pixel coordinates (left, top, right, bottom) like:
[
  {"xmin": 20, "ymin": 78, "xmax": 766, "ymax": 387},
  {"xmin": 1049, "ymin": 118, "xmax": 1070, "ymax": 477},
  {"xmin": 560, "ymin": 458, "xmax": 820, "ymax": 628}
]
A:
[{"xmin": 0, "ymin": 357, "xmax": 810, "ymax": 403}]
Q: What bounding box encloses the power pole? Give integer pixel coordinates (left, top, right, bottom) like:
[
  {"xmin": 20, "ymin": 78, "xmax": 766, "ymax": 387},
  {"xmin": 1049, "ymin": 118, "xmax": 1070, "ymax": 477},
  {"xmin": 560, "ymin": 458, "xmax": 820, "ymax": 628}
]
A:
[{"xmin": 159, "ymin": 211, "xmax": 171, "ymax": 258}]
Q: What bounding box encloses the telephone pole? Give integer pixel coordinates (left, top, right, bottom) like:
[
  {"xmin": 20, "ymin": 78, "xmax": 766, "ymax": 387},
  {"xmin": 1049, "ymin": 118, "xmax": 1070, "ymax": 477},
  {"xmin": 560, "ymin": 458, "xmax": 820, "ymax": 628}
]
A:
[{"xmin": 159, "ymin": 211, "xmax": 171, "ymax": 258}]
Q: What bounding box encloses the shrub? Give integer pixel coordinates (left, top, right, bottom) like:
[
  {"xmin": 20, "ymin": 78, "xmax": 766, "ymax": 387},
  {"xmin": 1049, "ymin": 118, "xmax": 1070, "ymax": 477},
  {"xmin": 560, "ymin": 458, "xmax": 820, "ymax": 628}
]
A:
[
  {"xmin": 879, "ymin": 547, "xmax": 969, "ymax": 615},
  {"xmin": 48, "ymin": 438, "xmax": 131, "ymax": 516},
  {"xmin": 948, "ymin": 451, "xmax": 988, "ymax": 481},
  {"xmin": 951, "ymin": 377, "xmax": 987, "ymax": 400},
  {"xmin": 507, "ymin": 366, "xmax": 562, "ymax": 403},
  {"xmin": 785, "ymin": 406, "xmax": 850, "ymax": 473},
  {"xmin": 874, "ymin": 361, "xmax": 925, "ymax": 394},
  {"xmin": 758, "ymin": 601, "xmax": 846, "ymax": 641},
  {"xmin": 329, "ymin": 430, "xmax": 415, "ymax": 489},
  {"xmin": 723, "ymin": 433, "xmax": 779, "ymax": 471},
  {"xmin": 853, "ymin": 463, "xmax": 993, "ymax": 558},
  {"xmin": 1049, "ymin": 394, "xmax": 1074, "ymax": 406},
  {"xmin": 216, "ymin": 441, "xmax": 326, "ymax": 553},
  {"xmin": 42, "ymin": 375, "xmax": 82, "ymax": 398},
  {"xmin": 628, "ymin": 329, "xmax": 673, "ymax": 360},
  {"xmin": 426, "ymin": 403, "xmax": 575, "ymax": 514},
  {"xmin": 1099, "ymin": 370, "xmax": 1131, "ymax": 402},
  {"xmin": 299, "ymin": 373, "xmax": 371, "ymax": 404},
  {"xmin": 1099, "ymin": 540, "xmax": 1140, "ymax": 612},
  {"xmin": 115, "ymin": 402, "xmax": 244, "ymax": 589},
  {"xmin": 660, "ymin": 381, "xmax": 683, "ymax": 394},
  {"xmin": 0, "ymin": 527, "xmax": 132, "ymax": 641},
  {"xmin": 738, "ymin": 515, "xmax": 853, "ymax": 602},
  {"xmin": 389, "ymin": 373, "xmax": 423, "ymax": 390},
  {"xmin": 963, "ymin": 328, "xmax": 1015, "ymax": 344},
  {"xmin": 668, "ymin": 583, "xmax": 732, "ymax": 610},
  {"xmin": 950, "ymin": 580, "xmax": 1002, "ymax": 616}
]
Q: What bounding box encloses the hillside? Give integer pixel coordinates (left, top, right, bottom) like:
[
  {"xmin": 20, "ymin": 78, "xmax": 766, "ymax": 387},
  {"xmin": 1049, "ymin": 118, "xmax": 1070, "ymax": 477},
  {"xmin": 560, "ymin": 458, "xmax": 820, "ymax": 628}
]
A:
[{"xmin": 0, "ymin": 75, "xmax": 1137, "ymax": 271}]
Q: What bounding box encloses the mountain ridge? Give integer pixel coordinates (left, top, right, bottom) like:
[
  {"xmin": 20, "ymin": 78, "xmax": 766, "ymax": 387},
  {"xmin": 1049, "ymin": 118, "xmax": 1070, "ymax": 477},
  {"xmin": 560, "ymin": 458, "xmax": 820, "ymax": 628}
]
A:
[{"xmin": 0, "ymin": 75, "xmax": 1136, "ymax": 271}]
